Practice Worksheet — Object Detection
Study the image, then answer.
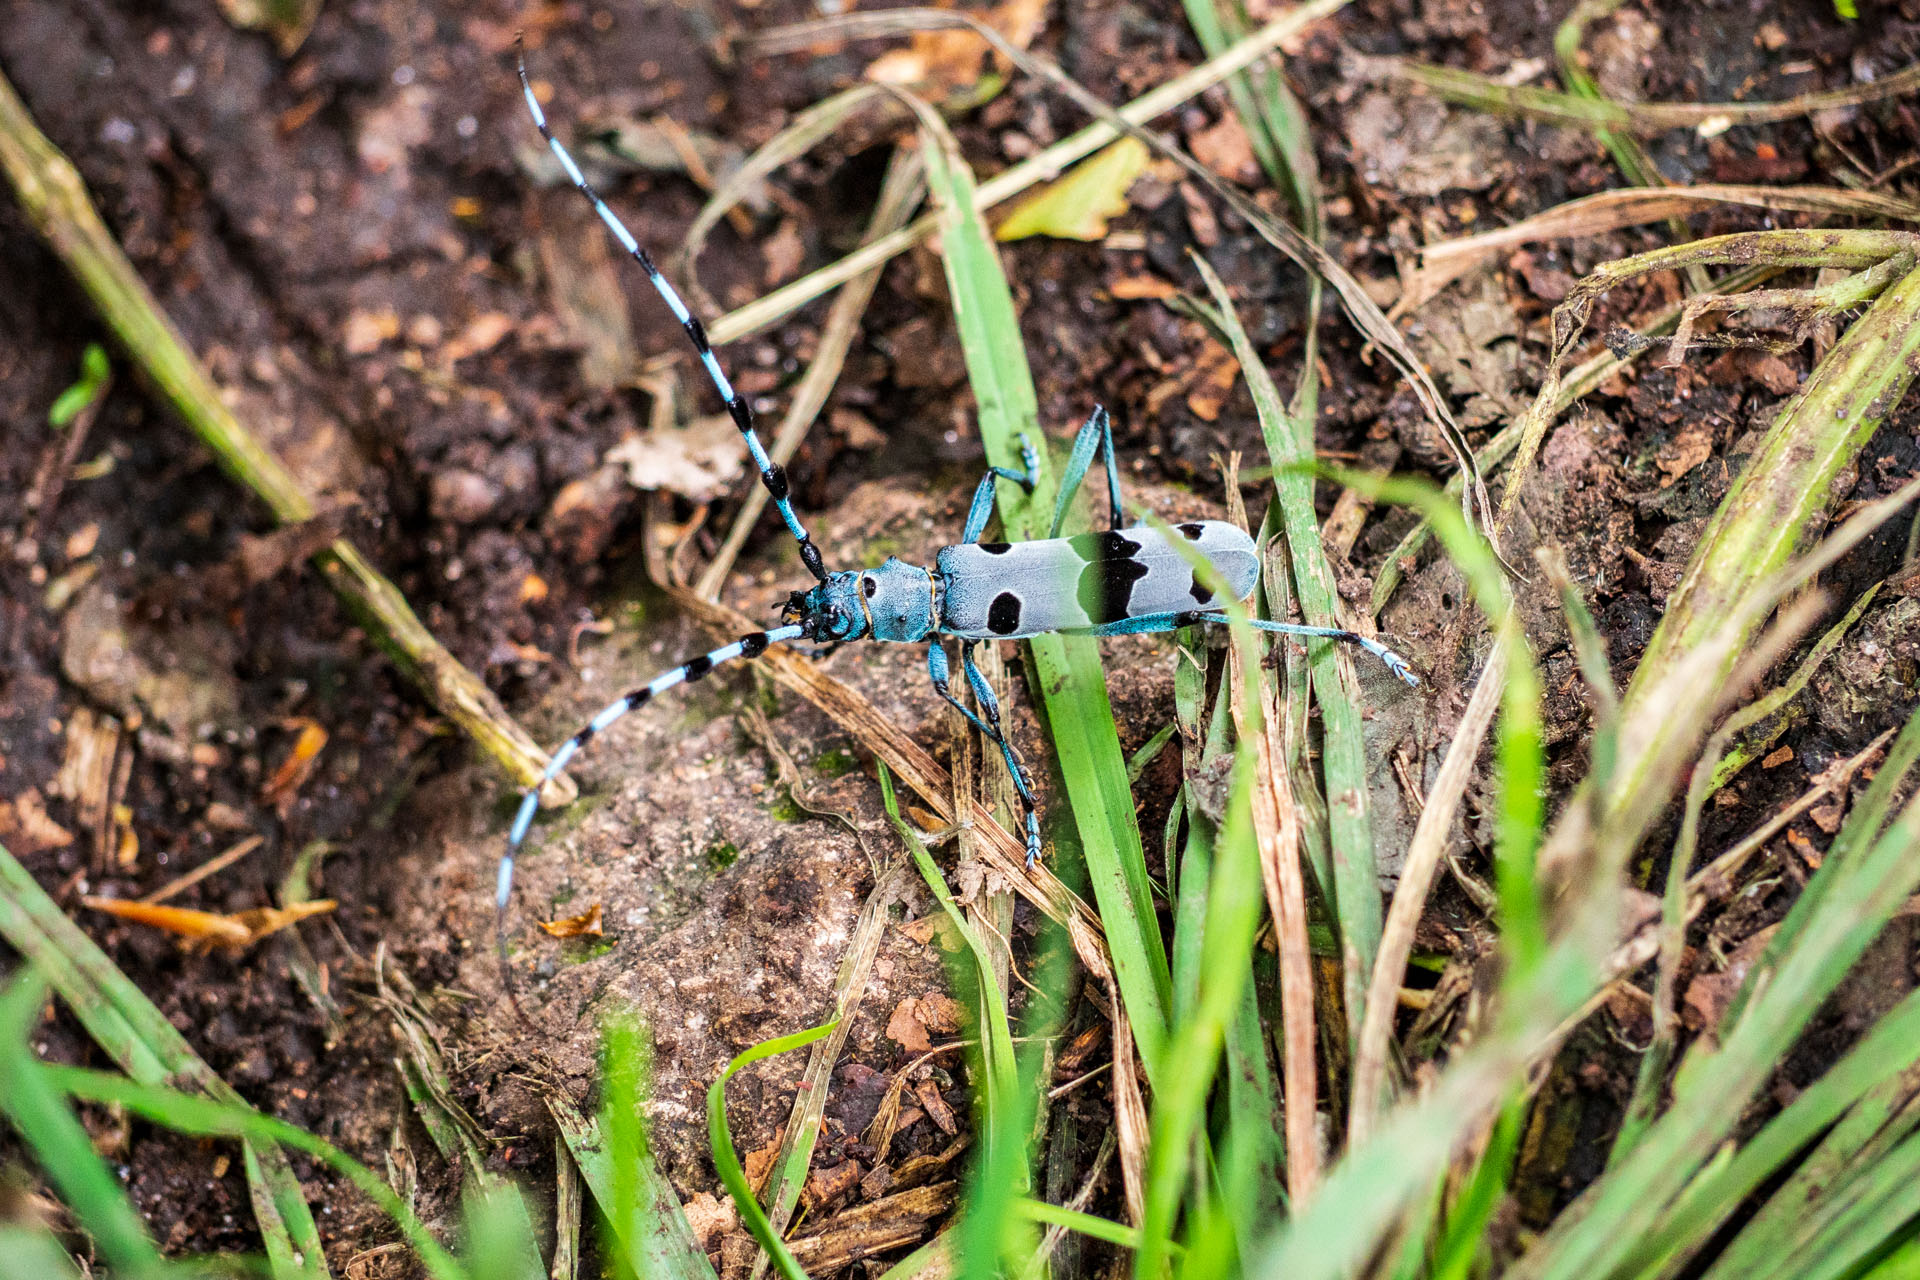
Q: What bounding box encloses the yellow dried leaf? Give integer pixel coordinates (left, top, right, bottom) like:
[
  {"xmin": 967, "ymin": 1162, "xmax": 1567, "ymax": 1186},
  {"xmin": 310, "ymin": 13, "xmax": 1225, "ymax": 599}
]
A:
[
  {"xmin": 539, "ymin": 903, "xmax": 605, "ymax": 938},
  {"xmin": 996, "ymin": 138, "xmax": 1150, "ymax": 243}
]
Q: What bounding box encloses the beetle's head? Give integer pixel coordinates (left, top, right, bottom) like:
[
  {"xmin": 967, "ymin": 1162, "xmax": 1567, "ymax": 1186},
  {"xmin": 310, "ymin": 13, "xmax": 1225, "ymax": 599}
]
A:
[{"xmin": 782, "ymin": 572, "xmax": 869, "ymax": 643}]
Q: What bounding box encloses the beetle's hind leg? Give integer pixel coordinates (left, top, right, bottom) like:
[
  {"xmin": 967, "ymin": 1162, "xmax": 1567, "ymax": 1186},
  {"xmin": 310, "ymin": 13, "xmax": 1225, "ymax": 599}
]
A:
[{"xmin": 927, "ymin": 642, "xmax": 1044, "ymax": 867}]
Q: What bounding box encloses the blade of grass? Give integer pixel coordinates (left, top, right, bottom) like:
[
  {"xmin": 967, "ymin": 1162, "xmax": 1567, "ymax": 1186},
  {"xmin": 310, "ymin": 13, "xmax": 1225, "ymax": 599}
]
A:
[
  {"xmin": 0, "ymin": 972, "xmax": 166, "ymax": 1278},
  {"xmin": 460, "ymin": 1183, "xmax": 545, "ymax": 1280},
  {"xmin": 1191, "ymin": 252, "xmax": 1388, "ymax": 1045},
  {"xmin": 1131, "ymin": 529, "xmax": 1269, "ymax": 1280},
  {"xmin": 1359, "ymin": 53, "xmax": 1920, "ymax": 134},
  {"xmin": 745, "ymin": 864, "xmax": 907, "ymax": 1280},
  {"xmin": 708, "ymin": 1021, "xmax": 841, "ymax": 1280},
  {"xmin": 1590, "ymin": 246, "xmax": 1920, "ymax": 854},
  {"xmin": 1350, "ymin": 633, "xmax": 1509, "ymax": 1145},
  {"xmin": 0, "ymin": 1226, "xmax": 86, "ymax": 1280},
  {"xmin": 877, "ymin": 765, "xmax": 1020, "ymax": 1132},
  {"xmin": 896, "ymin": 85, "xmax": 1174, "ymax": 1074},
  {"xmin": 41, "ymin": 1061, "xmax": 467, "ymax": 1280},
  {"xmin": 1401, "ymin": 190, "xmax": 1917, "ymax": 316},
  {"xmin": 0, "ymin": 842, "xmax": 328, "ymax": 1279},
  {"xmin": 548, "ymin": 1011, "xmax": 717, "ymax": 1280},
  {"xmin": 1512, "ymin": 719, "xmax": 1920, "ymax": 1280}
]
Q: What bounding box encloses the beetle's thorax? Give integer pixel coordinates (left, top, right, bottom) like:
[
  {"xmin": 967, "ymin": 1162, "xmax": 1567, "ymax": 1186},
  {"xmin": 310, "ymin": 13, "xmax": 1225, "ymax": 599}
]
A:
[{"xmin": 782, "ymin": 556, "xmax": 934, "ymax": 643}]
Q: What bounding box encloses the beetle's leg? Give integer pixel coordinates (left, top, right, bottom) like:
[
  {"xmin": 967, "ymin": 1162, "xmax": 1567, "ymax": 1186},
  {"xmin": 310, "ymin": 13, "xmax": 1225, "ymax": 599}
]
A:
[{"xmin": 927, "ymin": 641, "xmax": 1043, "ymax": 867}]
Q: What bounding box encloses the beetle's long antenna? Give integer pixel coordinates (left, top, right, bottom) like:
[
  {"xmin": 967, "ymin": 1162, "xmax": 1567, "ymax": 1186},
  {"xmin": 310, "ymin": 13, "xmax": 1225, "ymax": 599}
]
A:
[
  {"xmin": 514, "ymin": 37, "xmax": 828, "ymax": 584},
  {"xmin": 496, "ymin": 625, "xmax": 806, "ymax": 1009}
]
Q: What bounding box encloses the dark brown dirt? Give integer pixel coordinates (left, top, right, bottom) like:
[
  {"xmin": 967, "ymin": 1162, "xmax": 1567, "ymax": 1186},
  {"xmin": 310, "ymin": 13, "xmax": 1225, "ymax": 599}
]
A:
[{"xmin": 2, "ymin": 0, "xmax": 1917, "ymax": 1272}]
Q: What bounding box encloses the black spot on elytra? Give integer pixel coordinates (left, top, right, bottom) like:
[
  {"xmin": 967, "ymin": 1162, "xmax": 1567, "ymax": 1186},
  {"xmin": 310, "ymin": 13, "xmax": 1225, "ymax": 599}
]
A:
[
  {"xmin": 1078, "ymin": 556, "xmax": 1151, "ymax": 624},
  {"xmin": 987, "ymin": 592, "xmax": 1024, "ymax": 636},
  {"xmin": 1189, "ymin": 573, "xmax": 1213, "ymax": 605},
  {"xmin": 862, "ymin": 576, "xmax": 877, "ymax": 597},
  {"xmin": 1179, "ymin": 522, "xmax": 1206, "ymax": 540},
  {"xmin": 976, "ymin": 542, "xmax": 1013, "ymax": 554}
]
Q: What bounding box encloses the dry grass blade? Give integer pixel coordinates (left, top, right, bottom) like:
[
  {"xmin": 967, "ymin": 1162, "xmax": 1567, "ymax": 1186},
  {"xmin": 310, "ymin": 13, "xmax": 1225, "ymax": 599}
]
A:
[
  {"xmin": 1497, "ymin": 230, "xmax": 1917, "ymax": 546},
  {"xmin": 707, "ymin": 0, "xmax": 1351, "ymax": 345},
  {"xmin": 1358, "ymin": 55, "xmax": 1920, "ymax": 136},
  {"xmin": 1348, "ymin": 631, "xmax": 1508, "ymax": 1147},
  {"xmin": 1399, "ymin": 186, "xmax": 1920, "ymax": 314}
]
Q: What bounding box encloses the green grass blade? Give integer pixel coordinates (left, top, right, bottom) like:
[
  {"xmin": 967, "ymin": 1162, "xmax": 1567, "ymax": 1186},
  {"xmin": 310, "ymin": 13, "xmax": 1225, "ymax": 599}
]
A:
[
  {"xmin": 547, "ymin": 1010, "xmax": 715, "ymax": 1280},
  {"xmin": 41, "ymin": 1062, "xmax": 467, "ymax": 1280},
  {"xmin": 1191, "ymin": 252, "xmax": 1389, "ymax": 1037},
  {"xmin": 1514, "ymin": 734, "xmax": 1920, "ymax": 1280},
  {"xmin": 460, "ymin": 1183, "xmax": 546, "ymax": 1280},
  {"xmin": 707, "ymin": 1021, "xmax": 840, "ymax": 1280},
  {"xmin": 0, "ymin": 842, "xmax": 328, "ymax": 1279},
  {"xmin": 1132, "ymin": 526, "xmax": 1271, "ymax": 1279},
  {"xmin": 47, "ymin": 340, "xmax": 110, "ymax": 427},
  {"xmin": 545, "ymin": 1099, "xmax": 717, "ymax": 1280},
  {"xmin": 0, "ymin": 971, "xmax": 166, "ymax": 1277},
  {"xmin": 0, "ymin": 1225, "xmax": 87, "ymax": 1280},
  {"xmin": 901, "ymin": 88, "xmax": 1173, "ymax": 1073}
]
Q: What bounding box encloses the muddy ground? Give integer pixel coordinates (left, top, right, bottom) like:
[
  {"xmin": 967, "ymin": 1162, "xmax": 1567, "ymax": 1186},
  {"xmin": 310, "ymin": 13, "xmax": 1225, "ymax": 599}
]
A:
[{"xmin": 1, "ymin": 0, "xmax": 1917, "ymax": 1273}]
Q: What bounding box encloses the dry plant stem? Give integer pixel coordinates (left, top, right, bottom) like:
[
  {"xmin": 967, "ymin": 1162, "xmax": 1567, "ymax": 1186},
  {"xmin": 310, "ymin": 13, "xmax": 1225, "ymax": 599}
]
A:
[
  {"xmin": 1497, "ymin": 230, "xmax": 1919, "ymax": 540},
  {"xmin": 1239, "ymin": 641, "xmax": 1319, "ymax": 1199},
  {"xmin": 0, "ymin": 68, "xmax": 571, "ymax": 806},
  {"xmin": 694, "ymin": 145, "xmax": 924, "ymax": 598},
  {"xmin": 1399, "ymin": 188, "xmax": 1920, "ymax": 315},
  {"xmin": 1605, "ymin": 255, "xmax": 1920, "ymax": 816},
  {"xmin": 1364, "ymin": 54, "xmax": 1920, "ymax": 136},
  {"xmin": 708, "ymin": 0, "xmax": 1350, "ymax": 345},
  {"xmin": 1349, "ymin": 631, "xmax": 1509, "ymax": 1148}
]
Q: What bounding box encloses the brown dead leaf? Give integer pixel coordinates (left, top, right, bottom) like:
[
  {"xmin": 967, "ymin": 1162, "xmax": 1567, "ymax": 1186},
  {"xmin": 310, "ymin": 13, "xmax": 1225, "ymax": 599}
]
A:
[
  {"xmin": 1654, "ymin": 423, "xmax": 1714, "ymax": 482},
  {"xmin": 440, "ymin": 312, "xmax": 515, "ymax": 365},
  {"xmin": 1184, "ymin": 342, "xmax": 1240, "ymax": 422},
  {"xmin": 886, "ymin": 998, "xmax": 934, "ymax": 1053},
  {"xmin": 1189, "ymin": 115, "xmax": 1260, "ymax": 186},
  {"xmin": 914, "ymin": 992, "xmax": 965, "ymax": 1036},
  {"xmin": 680, "ymin": 1191, "xmax": 736, "ymax": 1249},
  {"xmin": 1, "ymin": 789, "xmax": 75, "ymax": 853},
  {"xmin": 914, "ymin": 1078, "xmax": 959, "ymax": 1135},
  {"xmin": 606, "ymin": 416, "xmax": 749, "ymax": 502},
  {"xmin": 1682, "ymin": 924, "xmax": 1778, "ymax": 1040},
  {"xmin": 896, "ymin": 917, "xmax": 943, "ymax": 945},
  {"xmin": 342, "ymin": 308, "xmax": 400, "ymax": 356},
  {"xmin": 539, "ymin": 903, "xmax": 605, "ymax": 938},
  {"xmin": 743, "ymin": 1130, "xmax": 786, "ymax": 1196},
  {"xmin": 83, "ymin": 896, "xmax": 336, "ymax": 952},
  {"xmin": 1109, "ymin": 275, "xmax": 1176, "ymax": 300},
  {"xmin": 864, "ymin": 0, "xmax": 1047, "ymax": 96},
  {"xmin": 802, "ymin": 1159, "xmax": 864, "ymax": 1212}
]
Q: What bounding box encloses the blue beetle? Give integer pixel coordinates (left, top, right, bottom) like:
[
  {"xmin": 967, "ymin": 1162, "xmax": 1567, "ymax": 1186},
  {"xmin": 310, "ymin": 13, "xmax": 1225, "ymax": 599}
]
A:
[{"xmin": 498, "ymin": 49, "xmax": 1415, "ymax": 986}]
